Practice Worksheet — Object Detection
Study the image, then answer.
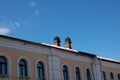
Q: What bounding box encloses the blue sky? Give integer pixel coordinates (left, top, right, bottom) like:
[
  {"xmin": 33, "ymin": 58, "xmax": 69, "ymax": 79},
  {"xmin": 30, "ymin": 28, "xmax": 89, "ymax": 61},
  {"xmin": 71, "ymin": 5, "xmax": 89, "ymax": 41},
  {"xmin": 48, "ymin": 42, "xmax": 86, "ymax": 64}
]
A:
[{"xmin": 0, "ymin": 0, "xmax": 120, "ymax": 60}]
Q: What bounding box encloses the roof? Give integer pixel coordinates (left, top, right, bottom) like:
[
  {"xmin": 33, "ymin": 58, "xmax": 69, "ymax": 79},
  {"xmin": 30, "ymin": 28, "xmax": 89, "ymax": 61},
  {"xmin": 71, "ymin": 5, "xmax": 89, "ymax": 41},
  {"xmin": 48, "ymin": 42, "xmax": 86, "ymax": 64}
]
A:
[
  {"xmin": 0, "ymin": 35, "xmax": 96, "ymax": 58},
  {"xmin": 41, "ymin": 43, "xmax": 96, "ymax": 57},
  {"xmin": 0, "ymin": 35, "xmax": 120, "ymax": 64},
  {"xmin": 97, "ymin": 56, "xmax": 120, "ymax": 64}
]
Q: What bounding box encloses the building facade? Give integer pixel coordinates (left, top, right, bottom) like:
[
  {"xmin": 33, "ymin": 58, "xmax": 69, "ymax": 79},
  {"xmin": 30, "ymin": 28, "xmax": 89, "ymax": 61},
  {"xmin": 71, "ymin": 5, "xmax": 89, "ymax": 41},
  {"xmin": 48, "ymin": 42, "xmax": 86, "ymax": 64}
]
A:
[{"xmin": 0, "ymin": 35, "xmax": 120, "ymax": 80}]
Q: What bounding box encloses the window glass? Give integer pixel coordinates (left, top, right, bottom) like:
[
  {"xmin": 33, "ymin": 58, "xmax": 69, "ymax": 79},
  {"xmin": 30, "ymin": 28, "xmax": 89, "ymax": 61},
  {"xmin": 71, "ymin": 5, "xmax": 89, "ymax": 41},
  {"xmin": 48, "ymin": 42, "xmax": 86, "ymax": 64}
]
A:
[
  {"xmin": 75, "ymin": 67, "xmax": 81, "ymax": 80},
  {"xmin": 19, "ymin": 59, "xmax": 27, "ymax": 77},
  {"xmin": 37, "ymin": 61, "xmax": 44, "ymax": 78},
  {"xmin": 118, "ymin": 73, "xmax": 120, "ymax": 80},
  {"xmin": 63, "ymin": 65, "xmax": 69, "ymax": 80},
  {"xmin": 0, "ymin": 56, "xmax": 7, "ymax": 75},
  {"xmin": 86, "ymin": 68, "xmax": 91, "ymax": 80},
  {"xmin": 110, "ymin": 72, "xmax": 114, "ymax": 80},
  {"xmin": 103, "ymin": 71, "xmax": 107, "ymax": 80}
]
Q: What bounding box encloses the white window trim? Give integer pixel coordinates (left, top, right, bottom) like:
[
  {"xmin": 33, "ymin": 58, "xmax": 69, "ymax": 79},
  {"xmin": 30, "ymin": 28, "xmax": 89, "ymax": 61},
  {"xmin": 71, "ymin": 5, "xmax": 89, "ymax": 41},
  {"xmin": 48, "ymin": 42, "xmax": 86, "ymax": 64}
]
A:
[
  {"xmin": 102, "ymin": 71, "xmax": 107, "ymax": 80},
  {"xmin": 110, "ymin": 72, "xmax": 115, "ymax": 80},
  {"xmin": 117, "ymin": 73, "xmax": 120, "ymax": 80},
  {"xmin": 74, "ymin": 65, "xmax": 82, "ymax": 80},
  {"xmin": 61, "ymin": 63, "xmax": 71, "ymax": 80},
  {"xmin": 17, "ymin": 56, "xmax": 31, "ymax": 80},
  {"xmin": 0, "ymin": 53, "xmax": 11, "ymax": 80},
  {"xmin": 85, "ymin": 67, "xmax": 93, "ymax": 80},
  {"xmin": 35, "ymin": 59, "xmax": 48, "ymax": 80}
]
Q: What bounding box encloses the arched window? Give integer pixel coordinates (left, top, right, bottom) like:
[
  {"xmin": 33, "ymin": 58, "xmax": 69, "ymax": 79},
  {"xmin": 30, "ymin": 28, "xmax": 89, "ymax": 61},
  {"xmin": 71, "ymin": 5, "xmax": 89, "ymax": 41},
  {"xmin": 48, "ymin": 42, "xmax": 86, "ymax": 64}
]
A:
[
  {"xmin": 75, "ymin": 67, "xmax": 81, "ymax": 80},
  {"xmin": 110, "ymin": 72, "xmax": 114, "ymax": 80},
  {"xmin": 86, "ymin": 68, "xmax": 91, "ymax": 80},
  {"xmin": 37, "ymin": 61, "xmax": 45, "ymax": 79},
  {"xmin": 19, "ymin": 59, "xmax": 27, "ymax": 77},
  {"xmin": 103, "ymin": 71, "xmax": 107, "ymax": 80},
  {"xmin": 0, "ymin": 56, "xmax": 7, "ymax": 75},
  {"xmin": 118, "ymin": 73, "xmax": 120, "ymax": 80},
  {"xmin": 63, "ymin": 65, "xmax": 69, "ymax": 80}
]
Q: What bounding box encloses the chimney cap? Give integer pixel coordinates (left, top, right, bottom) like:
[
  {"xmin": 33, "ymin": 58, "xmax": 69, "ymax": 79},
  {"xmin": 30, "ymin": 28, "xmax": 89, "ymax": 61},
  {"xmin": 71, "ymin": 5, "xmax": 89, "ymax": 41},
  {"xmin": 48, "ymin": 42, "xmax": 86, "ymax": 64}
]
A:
[
  {"xmin": 65, "ymin": 37, "xmax": 72, "ymax": 43},
  {"xmin": 54, "ymin": 36, "xmax": 61, "ymax": 43}
]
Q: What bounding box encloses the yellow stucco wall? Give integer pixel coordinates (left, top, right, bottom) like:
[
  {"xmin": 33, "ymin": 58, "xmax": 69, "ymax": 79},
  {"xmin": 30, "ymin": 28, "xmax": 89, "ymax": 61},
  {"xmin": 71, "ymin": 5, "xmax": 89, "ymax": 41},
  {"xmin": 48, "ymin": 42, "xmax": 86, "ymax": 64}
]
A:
[
  {"xmin": 0, "ymin": 46, "xmax": 120, "ymax": 80},
  {"xmin": 102, "ymin": 66, "xmax": 120, "ymax": 80},
  {"xmin": 0, "ymin": 47, "xmax": 49, "ymax": 80},
  {"xmin": 60, "ymin": 58, "xmax": 92, "ymax": 80}
]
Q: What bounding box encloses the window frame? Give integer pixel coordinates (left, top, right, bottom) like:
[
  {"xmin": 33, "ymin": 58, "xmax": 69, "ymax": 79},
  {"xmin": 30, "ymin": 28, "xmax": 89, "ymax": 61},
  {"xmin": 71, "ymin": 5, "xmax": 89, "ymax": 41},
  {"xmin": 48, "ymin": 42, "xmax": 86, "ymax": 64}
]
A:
[
  {"xmin": 86, "ymin": 68, "xmax": 92, "ymax": 80},
  {"xmin": 62, "ymin": 64, "xmax": 71, "ymax": 80},
  {"xmin": 118, "ymin": 73, "xmax": 120, "ymax": 80},
  {"xmin": 102, "ymin": 71, "xmax": 107, "ymax": 80},
  {"xmin": 17, "ymin": 57, "xmax": 30, "ymax": 80},
  {"xmin": 74, "ymin": 66, "xmax": 82, "ymax": 80},
  {"xmin": 0, "ymin": 53, "xmax": 11, "ymax": 79},
  {"xmin": 0, "ymin": 56, "xmax": 7, "ymax": 75},
  {"xmin": 110, "ymin": 72, "xmax": 115, "ymax": 80},
  {"xmin": 37, "ymin": 61, "xmax": 45, "ymax": 79},
  {"xmin": 35, "ymin": 59, "xmax": 48, "ymax": 80},
  {"xmin": 19, "ymin": 59, "xmax": 28, "ymax": 77}
]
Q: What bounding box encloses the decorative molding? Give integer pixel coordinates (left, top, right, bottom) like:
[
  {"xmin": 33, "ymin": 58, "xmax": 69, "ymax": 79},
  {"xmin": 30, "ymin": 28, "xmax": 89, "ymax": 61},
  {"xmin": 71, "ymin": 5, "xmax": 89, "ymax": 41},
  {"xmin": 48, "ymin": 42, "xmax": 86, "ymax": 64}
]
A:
[
  {"xmin": 17, "ymin": 56, "xmax": 31, "ymax": 80},
  {"xmin": 92, "ymin": 58, "xmax": 102, "ymax": 80},
  {"xmin": 0, "ymin": 38, "xmax": 50, "ymax": 55},
  {"xmin": 35, "ymin": 59, "xmax": 48, "ymax": 80},
  {"xmin": 0, "ymin": 38, "xmax": 94, "ymax": 64},
  {"xmin": 0, "ymin": 53, "xmax": 11, "ymax": 80},
  {"xmin": 61, "ymin": 63, "xmax": 71, "ymax": 80},
  {"xmin": 51, "ymin": 48, "xmax": 94, "ymax": 63},
  {"xmin": 101, "ymin": 60, "xmax": 120, "ymax": 69},
  {"xmin": 85, "ymin": 67, "xmax": 93, "ymax": 80},
  {"xmin": 48, "ymin": 55, "xmax": 61, "ymax": 80},
  {"xmin": 74, "ymin": 65, "xmax": 83, "ymax": 80}
]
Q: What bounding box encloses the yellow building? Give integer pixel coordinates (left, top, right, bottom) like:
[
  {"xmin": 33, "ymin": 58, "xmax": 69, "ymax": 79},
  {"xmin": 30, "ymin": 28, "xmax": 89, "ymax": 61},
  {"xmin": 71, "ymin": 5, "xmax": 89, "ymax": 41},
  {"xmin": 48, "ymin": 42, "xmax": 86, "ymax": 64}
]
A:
[{"xmin": 0, "ymin": 35, "xmax": 120, "ymax": 80}]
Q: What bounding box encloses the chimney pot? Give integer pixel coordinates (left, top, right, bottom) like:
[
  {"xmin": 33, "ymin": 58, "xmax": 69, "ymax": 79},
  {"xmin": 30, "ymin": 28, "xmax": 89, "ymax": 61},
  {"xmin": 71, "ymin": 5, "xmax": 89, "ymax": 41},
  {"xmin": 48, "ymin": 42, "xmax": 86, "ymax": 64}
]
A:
[
  {"xmin": 65, "ymin": 37, "xmax": 72, "ymax": 49},
  {"xmin": 54, "ymin": 36, "xmax": 61, "ymax": 46}
]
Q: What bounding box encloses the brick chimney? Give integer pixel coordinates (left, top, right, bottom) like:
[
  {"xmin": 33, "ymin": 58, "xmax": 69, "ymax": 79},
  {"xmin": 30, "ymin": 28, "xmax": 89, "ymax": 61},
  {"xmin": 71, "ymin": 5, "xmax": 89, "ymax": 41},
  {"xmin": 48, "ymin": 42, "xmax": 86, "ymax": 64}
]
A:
[
  {"xmin": 65, "ymin": 37, "xmax": 72, "ymax": 49},
  {"xmin": 54, "ymin": 36, "xmax": 61, "ymax": 46}
]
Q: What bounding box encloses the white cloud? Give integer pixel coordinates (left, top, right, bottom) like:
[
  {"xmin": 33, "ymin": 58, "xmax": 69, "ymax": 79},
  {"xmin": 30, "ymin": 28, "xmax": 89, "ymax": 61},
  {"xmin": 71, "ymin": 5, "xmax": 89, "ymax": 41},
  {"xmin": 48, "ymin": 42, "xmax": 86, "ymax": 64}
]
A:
[
  {"xmin": 0, "ymin": 18, "xmax": 21, "ymax": 35},
  {"xmin": 0, "ymin": 20, "xmax": 20, "ymax": 29},
  {"xmin": 0, "ymin": 27, "xmax": 11, "ymax": 35},
  {"xmin": 30, "ymin": 2, "xmax": 36, "ymax": 7}
]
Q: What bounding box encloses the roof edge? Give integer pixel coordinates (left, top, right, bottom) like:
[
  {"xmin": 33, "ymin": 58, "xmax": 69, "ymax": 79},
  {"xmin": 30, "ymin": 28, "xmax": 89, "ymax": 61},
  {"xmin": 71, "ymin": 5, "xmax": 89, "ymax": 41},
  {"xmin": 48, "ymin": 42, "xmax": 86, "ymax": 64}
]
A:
[
  {"xmin": 97, "ymin": 56, "xmax": 120, "ymax": 64},
  {"xmin": 0, "ymin": 35, "xmax": 96, "ymax": 57}
]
